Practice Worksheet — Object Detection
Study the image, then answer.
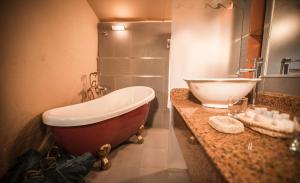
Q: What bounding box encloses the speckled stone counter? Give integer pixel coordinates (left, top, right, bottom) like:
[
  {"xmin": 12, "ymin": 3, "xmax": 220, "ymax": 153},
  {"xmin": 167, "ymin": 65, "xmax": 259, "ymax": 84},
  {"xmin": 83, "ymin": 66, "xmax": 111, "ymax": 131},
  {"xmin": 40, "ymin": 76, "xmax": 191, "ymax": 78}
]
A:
[
  {"xmin": 257, "ymin": 92, "xmax": 300, "ymax": 117},
  {"xmin": 171, "ymin": 88, "xmax": 300, "ymax": 183}
]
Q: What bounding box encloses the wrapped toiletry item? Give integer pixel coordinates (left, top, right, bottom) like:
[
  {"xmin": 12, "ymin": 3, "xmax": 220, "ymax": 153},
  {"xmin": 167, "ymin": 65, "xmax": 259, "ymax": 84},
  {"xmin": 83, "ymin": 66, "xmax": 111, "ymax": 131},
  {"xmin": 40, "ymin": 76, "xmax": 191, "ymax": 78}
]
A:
[
  {"xmin": 245, "ymin": 109, "xmax": 256, "ymax": 119},
  {"xmin": 280, "ymin": 113, "xmax": 290, "ymax": 120}
]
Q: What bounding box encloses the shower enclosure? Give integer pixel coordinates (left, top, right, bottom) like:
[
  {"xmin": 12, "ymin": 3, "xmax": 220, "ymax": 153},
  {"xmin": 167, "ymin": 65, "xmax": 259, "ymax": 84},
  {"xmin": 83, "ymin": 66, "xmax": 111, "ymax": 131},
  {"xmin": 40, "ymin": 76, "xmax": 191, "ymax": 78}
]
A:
[{"xmin": 98, "ymin": 21, "xmax": 171, "ymax": 128}]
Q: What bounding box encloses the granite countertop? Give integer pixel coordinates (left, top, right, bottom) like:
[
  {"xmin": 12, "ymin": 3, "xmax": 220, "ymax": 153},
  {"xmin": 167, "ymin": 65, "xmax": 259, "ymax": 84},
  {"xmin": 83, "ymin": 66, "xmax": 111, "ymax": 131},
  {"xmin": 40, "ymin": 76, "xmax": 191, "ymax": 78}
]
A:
[{"xmin": 171, "ymin": 88, "xmax": 300, "ymax": 183}]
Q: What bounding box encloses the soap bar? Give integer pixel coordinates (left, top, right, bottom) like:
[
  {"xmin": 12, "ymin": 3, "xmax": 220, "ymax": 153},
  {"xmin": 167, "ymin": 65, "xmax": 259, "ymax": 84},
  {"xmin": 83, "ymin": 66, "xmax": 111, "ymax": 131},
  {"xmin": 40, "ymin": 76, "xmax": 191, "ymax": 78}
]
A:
[{"xmin": 208, "ymin": 116, "xmax": 244, "ymax": 134}]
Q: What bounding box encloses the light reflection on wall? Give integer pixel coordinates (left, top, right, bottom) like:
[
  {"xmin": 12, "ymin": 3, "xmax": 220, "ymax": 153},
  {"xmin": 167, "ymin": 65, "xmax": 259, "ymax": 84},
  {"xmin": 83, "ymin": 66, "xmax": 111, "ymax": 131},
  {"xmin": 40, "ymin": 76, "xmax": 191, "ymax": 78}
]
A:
[
  {"xmin": 169, "ymin": 0, "xmax": 234, "ymax": 89},
  {"xmin": 112, "ymin": 29, "xmax": 129, "ymax": 39},
  {"xmin": 112, "ymin": 3, "xmax": 133, "ymax": 18},
  {"xmin": 266, "ymin": 0, "xmax": 300, "ymax": 75},
  {"xmin": 271, "ymin": 16, "xmax": 299, "ymax": 43}
]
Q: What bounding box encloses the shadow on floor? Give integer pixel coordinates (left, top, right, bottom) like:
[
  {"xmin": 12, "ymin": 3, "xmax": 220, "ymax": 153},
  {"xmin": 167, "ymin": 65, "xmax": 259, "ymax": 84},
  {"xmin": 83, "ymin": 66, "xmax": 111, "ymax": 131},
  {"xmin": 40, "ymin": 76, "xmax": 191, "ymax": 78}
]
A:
[{"xmin": 145, "ymin": 98, "xmax": 159, "ymax": 127}]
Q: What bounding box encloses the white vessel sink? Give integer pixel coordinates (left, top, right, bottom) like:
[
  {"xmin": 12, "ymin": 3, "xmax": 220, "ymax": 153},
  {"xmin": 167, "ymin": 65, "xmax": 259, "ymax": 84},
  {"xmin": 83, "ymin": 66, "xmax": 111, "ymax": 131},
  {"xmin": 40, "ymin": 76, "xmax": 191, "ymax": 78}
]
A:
[{"xmin": 184, "ymin": 78, "xmax": 261, "ymax": 108}]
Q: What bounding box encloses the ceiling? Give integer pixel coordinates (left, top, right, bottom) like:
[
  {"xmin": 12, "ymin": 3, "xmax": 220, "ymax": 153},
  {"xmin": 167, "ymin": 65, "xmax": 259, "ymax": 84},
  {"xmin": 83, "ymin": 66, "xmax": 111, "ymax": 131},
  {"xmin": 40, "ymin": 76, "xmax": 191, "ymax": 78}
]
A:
[{"xmin": 87, "ymin": 0, "xmax": 172, "ymax": 21}]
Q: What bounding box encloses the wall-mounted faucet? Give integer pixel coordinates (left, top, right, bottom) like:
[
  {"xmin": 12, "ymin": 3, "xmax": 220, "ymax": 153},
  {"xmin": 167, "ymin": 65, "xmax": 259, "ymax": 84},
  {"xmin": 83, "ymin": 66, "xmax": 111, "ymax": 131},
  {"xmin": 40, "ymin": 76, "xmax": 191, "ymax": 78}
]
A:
[
  {"xmin": 280, "ymin": 58, "xmax": 300, "ymax": 75},
  {"xmin": 87, "ymin": 72, "xmax": 108, "ymax": 100}
]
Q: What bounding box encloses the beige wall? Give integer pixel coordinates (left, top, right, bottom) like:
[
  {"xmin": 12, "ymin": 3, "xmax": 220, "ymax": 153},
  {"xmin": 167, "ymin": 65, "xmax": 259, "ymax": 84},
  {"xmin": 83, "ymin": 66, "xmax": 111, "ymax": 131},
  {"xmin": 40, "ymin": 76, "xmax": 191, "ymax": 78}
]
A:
[
  {"xmin": 169, "ymin": 0, "xmax": 234, "ymax": 90},
  {"xmin": 0, "ymin": 0, "xmax": 98, "ymax": 176}
]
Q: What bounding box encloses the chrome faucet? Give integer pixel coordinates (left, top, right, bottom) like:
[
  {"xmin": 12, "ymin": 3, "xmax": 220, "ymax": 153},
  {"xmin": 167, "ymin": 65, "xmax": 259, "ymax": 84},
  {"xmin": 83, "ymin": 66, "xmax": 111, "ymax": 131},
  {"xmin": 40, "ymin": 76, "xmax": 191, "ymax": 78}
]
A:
[
  {"xmin": 280, "ymin": 58, "xmax": 300, "ymax": 75},
  {"xmin": 237, "ymin": 58, "xmax": 264, "ymax": 105},
  {"xmin": 254, "ymin": 58, "xmax": 264, "ymax": 78},
  {"xmin": 237, "ymin": 57, "xmax": 264, "ymax": 78},
  {"xmin": 280, "ymin": 58, "xmax": 292, "ymax": 74}
]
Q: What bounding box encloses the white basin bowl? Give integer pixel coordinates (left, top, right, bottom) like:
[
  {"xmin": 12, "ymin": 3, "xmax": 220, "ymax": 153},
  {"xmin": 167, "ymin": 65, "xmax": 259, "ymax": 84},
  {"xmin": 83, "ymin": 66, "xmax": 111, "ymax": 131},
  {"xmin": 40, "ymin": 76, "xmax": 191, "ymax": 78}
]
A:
[{"xmin": 184, "ymin": 78, "xmax": 261, "ymax": 108}]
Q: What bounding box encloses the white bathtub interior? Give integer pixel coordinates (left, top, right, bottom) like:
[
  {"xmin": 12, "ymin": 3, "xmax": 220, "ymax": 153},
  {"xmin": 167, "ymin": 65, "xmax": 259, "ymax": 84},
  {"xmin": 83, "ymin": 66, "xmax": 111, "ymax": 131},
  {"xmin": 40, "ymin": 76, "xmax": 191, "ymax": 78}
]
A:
[{"xmin": 43, "ymin": 86, "xmax": 155, "ymax": 127}]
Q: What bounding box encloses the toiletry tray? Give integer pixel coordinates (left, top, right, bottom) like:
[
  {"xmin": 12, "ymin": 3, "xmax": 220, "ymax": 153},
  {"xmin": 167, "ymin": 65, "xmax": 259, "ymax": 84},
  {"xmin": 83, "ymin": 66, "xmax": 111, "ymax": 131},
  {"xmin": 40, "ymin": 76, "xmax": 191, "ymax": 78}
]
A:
[{"xmin": 235, "ymin": 113, "xmax": 293, "ymax": 138}]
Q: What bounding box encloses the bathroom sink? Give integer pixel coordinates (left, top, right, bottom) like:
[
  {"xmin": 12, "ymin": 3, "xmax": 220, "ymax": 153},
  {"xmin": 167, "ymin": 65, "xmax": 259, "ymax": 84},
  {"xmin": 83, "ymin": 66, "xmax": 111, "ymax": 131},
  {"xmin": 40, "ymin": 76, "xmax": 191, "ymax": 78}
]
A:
[{"xmin": 184, "ymin": 78, "xmax": 261, "ymax": 108}]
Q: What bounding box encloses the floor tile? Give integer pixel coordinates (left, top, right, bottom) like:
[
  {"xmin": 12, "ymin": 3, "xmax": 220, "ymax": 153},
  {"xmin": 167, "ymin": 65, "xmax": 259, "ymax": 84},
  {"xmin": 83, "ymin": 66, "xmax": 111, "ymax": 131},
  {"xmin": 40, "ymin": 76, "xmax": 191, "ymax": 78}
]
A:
[
  {"xmin": 137, "ymin": 168, "xmax": 169, "ymax": 183},
  {"xmin": 85, "ymin": 128, "xmax": 190, "ymax": 183},
  {"xmin": 111, "ymin": 147, "xmax": 142, "ymax": 168},
  {"xmin": 144, "ymin": 129, "xmax": 168, "ymax": 149},
  {"xmin": 140, "ymin": 148, "xmax": 168, "ymax": 169},
  {"xmin": 85, "ymin": 169, "xmax": 109, "ymax": 183},
  {"xmin": 104, "ymin": 167, "xmax": 139, "ymax": 183},
  {"xmin": 168, "ymin": 169, "xmax": 192, "ymax": 183},
  {"xmin": 144, "ymin": 128, "xmax": 169, "ymax": 136}
]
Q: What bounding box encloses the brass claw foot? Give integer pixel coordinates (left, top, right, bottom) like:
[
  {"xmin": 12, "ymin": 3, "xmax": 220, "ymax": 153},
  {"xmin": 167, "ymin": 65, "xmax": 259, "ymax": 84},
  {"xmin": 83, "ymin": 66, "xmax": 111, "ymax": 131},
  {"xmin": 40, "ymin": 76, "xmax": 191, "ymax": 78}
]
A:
[
  {"xmin": 98, "ymin": 144, "xmax": 111, "ymax": 170},
  {"xmin": 136, "ymin": 135, "xmax": 144, "ymax": 144},
  {"xmin": 136, "ymin": 125, "xmax": 144, "ymax": 144}
]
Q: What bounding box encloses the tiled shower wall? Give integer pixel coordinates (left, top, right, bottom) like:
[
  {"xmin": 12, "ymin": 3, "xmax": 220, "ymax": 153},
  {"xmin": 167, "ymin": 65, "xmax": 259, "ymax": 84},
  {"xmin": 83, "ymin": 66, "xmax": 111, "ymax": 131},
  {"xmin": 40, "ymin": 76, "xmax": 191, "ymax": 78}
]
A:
[{"xmin": 98, "ymin": 22, "xmax": 171, "ymax": 128}]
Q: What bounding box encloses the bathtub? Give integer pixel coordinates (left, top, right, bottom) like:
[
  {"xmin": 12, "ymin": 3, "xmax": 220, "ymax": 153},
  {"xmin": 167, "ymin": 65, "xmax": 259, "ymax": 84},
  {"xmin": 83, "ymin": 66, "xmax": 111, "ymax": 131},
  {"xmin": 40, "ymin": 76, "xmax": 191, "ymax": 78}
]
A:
[{"xmin": 43, "ymin": 86, "xmax": 155, "ymax": 155}]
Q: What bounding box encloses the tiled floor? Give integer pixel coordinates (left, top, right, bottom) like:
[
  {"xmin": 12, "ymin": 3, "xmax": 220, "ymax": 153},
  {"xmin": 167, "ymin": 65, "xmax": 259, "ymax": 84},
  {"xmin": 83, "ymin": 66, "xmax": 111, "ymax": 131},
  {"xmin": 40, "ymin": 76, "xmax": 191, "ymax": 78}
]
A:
[{"xmin": 85, "ymin": 128, "xmax": 191, "ymax": 183}]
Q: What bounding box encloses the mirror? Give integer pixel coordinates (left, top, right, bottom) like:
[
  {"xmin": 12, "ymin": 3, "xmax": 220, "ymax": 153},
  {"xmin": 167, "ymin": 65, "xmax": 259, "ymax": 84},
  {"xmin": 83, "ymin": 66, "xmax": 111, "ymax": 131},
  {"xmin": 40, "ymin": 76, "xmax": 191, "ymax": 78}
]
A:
[
  {"xmin": 230, "ymin": 0, "xmax": 266, "ymax": 78},
  {"xmin": 262, "ymin": 0, "xmax": 300, "ymax": 76}
]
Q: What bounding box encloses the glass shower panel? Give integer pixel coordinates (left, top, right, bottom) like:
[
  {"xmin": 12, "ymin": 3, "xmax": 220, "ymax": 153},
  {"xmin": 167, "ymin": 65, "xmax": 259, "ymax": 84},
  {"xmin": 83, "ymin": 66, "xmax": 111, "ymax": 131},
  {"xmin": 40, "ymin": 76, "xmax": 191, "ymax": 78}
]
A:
[{"xmin": 98, "ymin": 22, "xmax": 171, "ymax": 128}]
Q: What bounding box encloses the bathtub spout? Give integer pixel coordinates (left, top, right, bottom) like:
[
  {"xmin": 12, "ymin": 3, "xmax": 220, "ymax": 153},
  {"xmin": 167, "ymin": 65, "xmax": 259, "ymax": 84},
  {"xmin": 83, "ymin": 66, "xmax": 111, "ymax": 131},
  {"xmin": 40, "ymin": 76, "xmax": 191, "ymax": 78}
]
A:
[
  {"xmin": 98, "ymin": 144, "xmax": 111, "ymax": 170},
  {"xmin": 136, "ymin": 125, "xmax": 145, "ymax": 144}
]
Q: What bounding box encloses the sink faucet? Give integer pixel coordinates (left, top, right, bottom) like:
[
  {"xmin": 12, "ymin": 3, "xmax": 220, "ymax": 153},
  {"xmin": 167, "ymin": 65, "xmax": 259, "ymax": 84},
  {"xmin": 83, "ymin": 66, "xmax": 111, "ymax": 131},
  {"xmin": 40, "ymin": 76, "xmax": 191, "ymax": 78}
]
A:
[
  {"xmin": 254, "ymin": 58, "xmax": 264, "ymax": 78},
  {"xmin": 280, "ymin": 58, "xmax": 300, "ymax": 75},
  {"xmin": 237, "ymin": 57, "xmax": 264, "ymax": 78},
  {"xmin": 280, "ymin": 58, "xmax": 292, "ymax": 74},
  {"xmin": 237, "ymin": 57, "xmax": 264, "ymax": 105}
]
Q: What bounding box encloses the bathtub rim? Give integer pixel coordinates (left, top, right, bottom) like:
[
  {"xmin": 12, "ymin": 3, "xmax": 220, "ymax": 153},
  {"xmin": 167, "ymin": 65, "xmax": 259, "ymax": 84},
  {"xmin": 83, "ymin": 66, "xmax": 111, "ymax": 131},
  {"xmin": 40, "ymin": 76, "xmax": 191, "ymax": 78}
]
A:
[{"xmin": 42, "ymin": 86, "xmax": 155, "ymax": 127}]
